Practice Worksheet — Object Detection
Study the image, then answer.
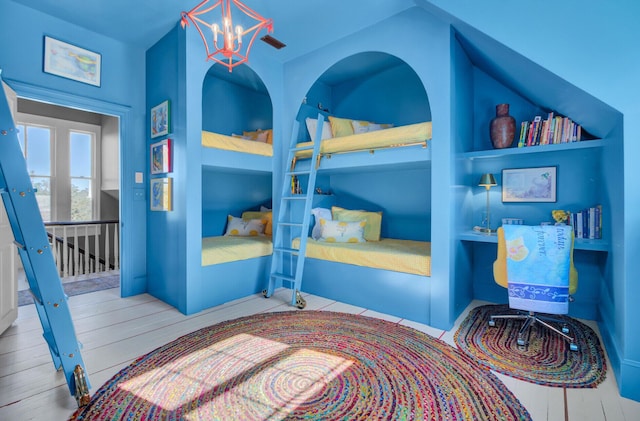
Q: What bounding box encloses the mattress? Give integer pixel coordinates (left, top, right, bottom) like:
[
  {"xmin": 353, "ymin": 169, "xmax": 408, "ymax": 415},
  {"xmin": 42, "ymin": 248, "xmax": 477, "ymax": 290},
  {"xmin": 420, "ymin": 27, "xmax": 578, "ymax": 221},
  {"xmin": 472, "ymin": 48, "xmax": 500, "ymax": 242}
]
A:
[
  {"xmin": 294, "ymin": 121, "xmax": 432, "ymax": 159},
  {"xmin": 201, "ymin": 131, "xmax": 273, "ymax": 157},
  {"xmin": 202, "ymin": 236, "xmax": 272, "ymax": 266},
  {"xmin": 292, "ymin": 237, "xmax": 431, "ymax": 276}
]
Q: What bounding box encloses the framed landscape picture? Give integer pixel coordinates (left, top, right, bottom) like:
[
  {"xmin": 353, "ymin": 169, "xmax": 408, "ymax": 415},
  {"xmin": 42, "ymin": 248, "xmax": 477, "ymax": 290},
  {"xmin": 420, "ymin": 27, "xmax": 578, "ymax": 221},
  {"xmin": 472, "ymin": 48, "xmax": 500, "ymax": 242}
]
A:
[
  {"xmin": 502, "ymin": 166, "xmax": 557, "ymax": 203},
  {"xmin": 150, "ymin": 138, "xmax": 172, "ymax": 174},
  {"xmin": 150, "ymin": 100, "xmax": 170, "ymax": 138},
  {"xmin": 43, "ymin": 36, "xmax": 101, "ymax": 86},
  {"xmin": 150, "ymin": 177, "xmax": 173, "ymax": 211}
]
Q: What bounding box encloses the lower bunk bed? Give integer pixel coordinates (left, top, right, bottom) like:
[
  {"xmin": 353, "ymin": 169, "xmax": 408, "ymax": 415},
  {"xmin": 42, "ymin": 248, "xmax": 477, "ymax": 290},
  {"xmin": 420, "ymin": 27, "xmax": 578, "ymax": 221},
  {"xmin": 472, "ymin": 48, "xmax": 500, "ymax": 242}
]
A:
[
  {"xmin": 292, "ymin": 237, "xmax": 432, "ymax": 324},
  {"xmin": 200, "ymin": 235, "xmax": 272, "ymax": 309}
]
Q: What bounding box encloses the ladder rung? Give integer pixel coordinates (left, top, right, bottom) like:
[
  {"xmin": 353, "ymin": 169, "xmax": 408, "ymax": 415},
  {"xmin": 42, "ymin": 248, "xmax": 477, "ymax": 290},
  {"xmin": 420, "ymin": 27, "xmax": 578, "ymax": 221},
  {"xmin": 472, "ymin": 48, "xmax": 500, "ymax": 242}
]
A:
[
  {"xmin": 274, "ymin": 246, "xmax": 299, "ymax": 254},
  {"xmin": 13, "ymin": 240, "xmax": 25, "ymax": 250},
  {"xmin": 271, "ymin": 272, "xmax": 296, "ymax": 283},
  {"xmin": 291, "ymin": 144, "xmax": 314, "ymax": 152},
  {"xmin": 282, "ymin": 196, "xmax": 307, "ymax": 201},
  {"xmin": 42, "ymin": 330, "xmax": 61, "ymax": 359},
  {"xmin": 0, "ymin": 187, "xmax": 6, "ymax": 193},
  {"xmin": 286, "ymin": 170, "xmax": 311, "ymax": 176},
  {"xmin": 277, "ymin": 222, "xmax": 303, "ymax": 227}
]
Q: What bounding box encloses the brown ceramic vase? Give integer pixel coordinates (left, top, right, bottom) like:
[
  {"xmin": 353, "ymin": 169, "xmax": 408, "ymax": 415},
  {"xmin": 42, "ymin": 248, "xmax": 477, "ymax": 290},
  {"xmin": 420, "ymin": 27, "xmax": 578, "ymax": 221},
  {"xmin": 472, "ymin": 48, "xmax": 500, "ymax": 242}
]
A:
[{"xmin": 490, "ymin": 103, "xmax": 516, "ymax": 149}]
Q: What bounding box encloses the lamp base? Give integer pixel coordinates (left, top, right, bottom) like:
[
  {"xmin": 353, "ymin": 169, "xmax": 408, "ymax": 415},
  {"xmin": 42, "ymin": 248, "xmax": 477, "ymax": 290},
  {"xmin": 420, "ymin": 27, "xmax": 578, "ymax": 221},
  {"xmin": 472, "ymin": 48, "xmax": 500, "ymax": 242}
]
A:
[{"xmin": 473, "ymin": 226, "xmax": 495, "ymax": 234}]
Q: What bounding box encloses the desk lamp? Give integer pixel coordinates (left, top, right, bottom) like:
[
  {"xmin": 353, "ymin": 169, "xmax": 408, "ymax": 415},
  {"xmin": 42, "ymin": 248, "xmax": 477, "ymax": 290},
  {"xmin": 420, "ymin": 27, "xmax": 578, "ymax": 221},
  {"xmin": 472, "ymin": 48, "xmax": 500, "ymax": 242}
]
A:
[{"xmin": 478, "ymin": 173, "xmax": 497, "ymax": 234}]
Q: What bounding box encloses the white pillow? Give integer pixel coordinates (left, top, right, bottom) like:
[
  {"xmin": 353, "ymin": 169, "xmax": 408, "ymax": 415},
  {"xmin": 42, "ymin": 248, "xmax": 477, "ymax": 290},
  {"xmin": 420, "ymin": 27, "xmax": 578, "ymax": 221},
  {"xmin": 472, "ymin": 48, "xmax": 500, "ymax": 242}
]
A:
[
  {"xmin": 310, "ymin": 207, "xmax": 332, "ymax": 240},
  {"xmin": 224, "ymin": 215, "xmax": 265, "ymax": 236},
  {"xmin": 318, "ymin": 218, "xmax": 366, "ymax": 243},
  {"xmin": 305, "ymin": 117, "xmax": 332, "ymax": 142},
  {"xmin": 260, "ymin": 205, "xmax": 271, "ymax": 212}
]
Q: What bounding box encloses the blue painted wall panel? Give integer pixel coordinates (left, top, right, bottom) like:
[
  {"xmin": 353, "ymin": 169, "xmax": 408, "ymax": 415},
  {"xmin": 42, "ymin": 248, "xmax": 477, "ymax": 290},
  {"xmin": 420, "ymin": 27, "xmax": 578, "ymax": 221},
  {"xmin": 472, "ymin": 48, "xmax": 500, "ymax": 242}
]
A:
[{"xmin": 202, "ymin": 75, "xmax": 272, "ymax": 135}]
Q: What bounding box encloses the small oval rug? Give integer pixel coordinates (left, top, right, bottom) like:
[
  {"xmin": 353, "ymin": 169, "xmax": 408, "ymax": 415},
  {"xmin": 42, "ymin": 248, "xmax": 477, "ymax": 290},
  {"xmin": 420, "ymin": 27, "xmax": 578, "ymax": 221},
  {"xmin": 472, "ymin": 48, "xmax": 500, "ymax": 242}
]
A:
[
  {"xmin": 454, "ymin": 304, "xmax": 606, "ymax": 388},
  {"xmin": 70, "ymin": 310, "xmax": 531, "ymax": 420}
]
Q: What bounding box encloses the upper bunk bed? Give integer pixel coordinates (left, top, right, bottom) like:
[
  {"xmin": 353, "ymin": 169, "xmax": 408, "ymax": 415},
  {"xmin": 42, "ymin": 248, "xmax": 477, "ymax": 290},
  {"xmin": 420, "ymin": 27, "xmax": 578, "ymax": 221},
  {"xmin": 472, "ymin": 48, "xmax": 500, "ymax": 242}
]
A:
[
  {"xmin": 291, "ymin": 52, "xmax": 433, "ymax": 173},
  {"xmin": 200, "ymin": 64, "xmax": 273, "ymax": 173}
]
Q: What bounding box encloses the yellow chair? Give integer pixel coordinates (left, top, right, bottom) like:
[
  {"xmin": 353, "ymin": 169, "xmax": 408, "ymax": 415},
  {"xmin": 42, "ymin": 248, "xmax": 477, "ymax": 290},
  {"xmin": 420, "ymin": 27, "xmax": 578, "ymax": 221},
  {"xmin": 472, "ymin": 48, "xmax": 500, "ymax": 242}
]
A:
[{"xmin": 490, "ymin": 224, "xmax": 579, "ymax": 351}]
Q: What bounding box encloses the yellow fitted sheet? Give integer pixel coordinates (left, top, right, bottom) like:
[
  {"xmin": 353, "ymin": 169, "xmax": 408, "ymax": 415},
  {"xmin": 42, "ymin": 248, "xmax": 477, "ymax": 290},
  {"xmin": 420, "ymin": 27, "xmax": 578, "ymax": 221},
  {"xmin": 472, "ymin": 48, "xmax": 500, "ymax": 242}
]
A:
[
  {"xmin": 295, "ymin": 122, "xmax": 432, "ymax": 159},
  {"xmin": 201, "ymin": 131, "xmax": 273, "ymax": 157},
  {"xmin": 202, "ymin": 236, "xmax": 272, "ymax": 266},
  {"xmin": 291, "ymin": 237, "xmax": 431, "ymax": 276}
]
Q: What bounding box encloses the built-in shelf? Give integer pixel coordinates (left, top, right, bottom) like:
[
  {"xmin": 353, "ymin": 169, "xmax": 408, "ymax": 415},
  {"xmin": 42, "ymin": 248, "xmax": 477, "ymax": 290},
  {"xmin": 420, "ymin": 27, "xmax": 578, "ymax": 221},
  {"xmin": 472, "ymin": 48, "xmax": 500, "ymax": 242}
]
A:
[
  {"xmin": 459, "ymin": 230, "xmax": 609, "ymax": 252},
  {"xmin": 461, "ymin": 138, "xmax": 605, "ymax": 160}
]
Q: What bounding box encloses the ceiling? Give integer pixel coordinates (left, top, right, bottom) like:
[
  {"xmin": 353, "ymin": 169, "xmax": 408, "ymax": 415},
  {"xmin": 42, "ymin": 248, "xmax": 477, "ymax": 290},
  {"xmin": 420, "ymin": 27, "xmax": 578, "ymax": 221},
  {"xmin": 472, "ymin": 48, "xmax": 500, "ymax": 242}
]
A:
[{"xmin": 11, "ymin": 0, "xmax": 418, "ymax": 61}]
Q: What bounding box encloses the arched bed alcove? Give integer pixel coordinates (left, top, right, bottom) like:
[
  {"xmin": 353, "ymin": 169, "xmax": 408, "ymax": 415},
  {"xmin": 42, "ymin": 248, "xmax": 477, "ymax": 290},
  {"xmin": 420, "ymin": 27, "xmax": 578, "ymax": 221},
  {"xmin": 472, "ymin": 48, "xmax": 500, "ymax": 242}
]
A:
[
  {"xmin": 198, "ymin": 63, "xmax": 275, "ymax": 309},
  {"xmin": 290, "ymin": 51, "xmax": 435, "ymax": 324}
]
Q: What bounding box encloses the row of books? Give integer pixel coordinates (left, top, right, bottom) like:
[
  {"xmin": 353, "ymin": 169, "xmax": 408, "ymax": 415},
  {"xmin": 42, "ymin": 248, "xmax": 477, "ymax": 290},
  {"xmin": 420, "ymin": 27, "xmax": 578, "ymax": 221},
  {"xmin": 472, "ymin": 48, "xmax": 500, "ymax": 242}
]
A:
[
  {"xmin": 567, "ymin": 205, "xmax": 602, "ymax": 239},
  {"xmin": 517, "ymin": 112, "xmax": 582, "ymax": 147}
]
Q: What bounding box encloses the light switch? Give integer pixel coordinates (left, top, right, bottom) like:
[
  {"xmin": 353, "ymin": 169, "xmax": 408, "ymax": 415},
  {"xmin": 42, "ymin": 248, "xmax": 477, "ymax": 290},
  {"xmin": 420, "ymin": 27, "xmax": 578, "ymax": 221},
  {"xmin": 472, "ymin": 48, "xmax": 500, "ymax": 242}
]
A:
[{"xmin": 135, "ymin": 172, "xmax": 143, "ymax": 184}]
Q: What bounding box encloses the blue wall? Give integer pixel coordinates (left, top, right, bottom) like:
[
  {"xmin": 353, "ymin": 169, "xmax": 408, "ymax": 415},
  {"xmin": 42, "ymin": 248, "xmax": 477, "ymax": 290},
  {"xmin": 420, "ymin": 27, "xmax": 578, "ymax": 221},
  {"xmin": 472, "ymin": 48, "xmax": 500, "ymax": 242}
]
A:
[
  {"xmin": 426, "ymin": 0, "xmax": 639, "ymax": 401},
  {"xmin": 1, "ymin": 0, "xmax": 148, "ymax": 296},
  {"xmin": 202, "ymin": 74, "xmax": 272, "ymax": 135},
  {"xmin": 333, "ymin": 63, "xmax": 431, "ymax": 126}
]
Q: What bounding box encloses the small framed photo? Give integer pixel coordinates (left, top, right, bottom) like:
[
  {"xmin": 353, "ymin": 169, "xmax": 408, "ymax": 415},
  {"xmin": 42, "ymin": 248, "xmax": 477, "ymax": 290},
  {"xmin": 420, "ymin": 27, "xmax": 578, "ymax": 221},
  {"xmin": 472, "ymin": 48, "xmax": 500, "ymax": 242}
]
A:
[
  {"xmin": 502, "ymin": 166, "xmax": 557, "ymax": 203},
  {"xmin": 150, "ymin": 177, "xmax": 173, "ymax": 211},
  {"xmin": 150, "ymin": 138, "xmax": 172, "ymax": 174},
  {"xmin": 150, "ymin": 100, "xmax": 170, "ymax": 138},
  {"xmin": 43, "ymin": 36, "xmax": 101, "ymax": 86}
]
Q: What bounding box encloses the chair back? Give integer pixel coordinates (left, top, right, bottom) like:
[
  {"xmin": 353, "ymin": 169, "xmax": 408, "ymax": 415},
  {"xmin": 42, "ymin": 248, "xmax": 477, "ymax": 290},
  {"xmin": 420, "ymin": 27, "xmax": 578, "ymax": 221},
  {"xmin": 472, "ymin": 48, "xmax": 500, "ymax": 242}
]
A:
[{"xmin": 493, "ymin": 224, "xmax": 578, "ymax": 314}]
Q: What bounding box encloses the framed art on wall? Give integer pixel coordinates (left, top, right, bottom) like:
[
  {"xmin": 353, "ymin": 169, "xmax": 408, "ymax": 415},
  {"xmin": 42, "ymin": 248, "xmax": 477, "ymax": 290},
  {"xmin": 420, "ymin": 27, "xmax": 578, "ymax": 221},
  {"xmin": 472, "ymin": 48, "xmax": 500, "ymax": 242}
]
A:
[
  {"xmin": 150, "ymin": 177, "xmax": 173, "ymax": 211},
  {"xmin": 150, "ymin": 100, "xmax": 170, "ymax": 138},
  {"xmin": 43, "ymin": 36, "xmax": 101, "ymax": 86},
  {"xmin": 502, "ymin": 166, "xmax": 557, "ymax": 203},
  {"xmin": 150, "ymin": 138, "xmax": 172, "ymax": 174}
]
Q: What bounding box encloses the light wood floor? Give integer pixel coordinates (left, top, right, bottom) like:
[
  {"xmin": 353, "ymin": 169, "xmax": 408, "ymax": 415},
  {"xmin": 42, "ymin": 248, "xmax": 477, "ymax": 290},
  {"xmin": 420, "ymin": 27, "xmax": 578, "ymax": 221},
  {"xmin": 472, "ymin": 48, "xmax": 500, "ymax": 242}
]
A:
[{"xmin": 1, "ymin": 287, "xmax": 639, "ymax": 421}]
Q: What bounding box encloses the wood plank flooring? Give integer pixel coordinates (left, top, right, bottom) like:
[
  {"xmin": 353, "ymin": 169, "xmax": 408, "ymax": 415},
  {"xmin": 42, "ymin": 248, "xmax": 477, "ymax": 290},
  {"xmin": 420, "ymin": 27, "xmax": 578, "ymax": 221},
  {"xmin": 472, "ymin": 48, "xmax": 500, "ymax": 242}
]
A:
[{"xmin": 1, "ymin": 287, "xmax": 639, "ymax": 420}]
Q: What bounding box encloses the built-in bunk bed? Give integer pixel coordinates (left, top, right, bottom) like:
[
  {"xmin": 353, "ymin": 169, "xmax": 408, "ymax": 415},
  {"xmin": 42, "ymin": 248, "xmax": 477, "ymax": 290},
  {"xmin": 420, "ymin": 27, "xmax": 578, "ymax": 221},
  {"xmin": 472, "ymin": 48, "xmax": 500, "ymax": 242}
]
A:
[
  {"xmin": 200, "ymin": 64, "xmax": 274, "ymax": 308},
  {"xmin": 291, "ymin": 52, "xmax": 433, "ymax": 324}
]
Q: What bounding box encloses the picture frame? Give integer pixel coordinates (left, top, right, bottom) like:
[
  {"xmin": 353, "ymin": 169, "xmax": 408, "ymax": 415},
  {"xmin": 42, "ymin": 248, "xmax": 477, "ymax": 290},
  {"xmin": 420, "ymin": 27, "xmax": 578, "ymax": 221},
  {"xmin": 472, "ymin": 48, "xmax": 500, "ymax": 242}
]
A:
[
  {"xmin": 150, "ymin": 178, "xmax": 173, "ymax": 211},
  {"xmin": 150, "ymin": 100, "xmax": 170, "ymax": 138},
  {"xmin": 150, "ymin": 138, "xmax": 172, "ymax": 174},
  {"xmin": 43, "ymin": 36, "xmax": 101, "ymax": 87},
  {"xmin": 502, "ymin": 166, "xmax": 557, "ymax": 203}
]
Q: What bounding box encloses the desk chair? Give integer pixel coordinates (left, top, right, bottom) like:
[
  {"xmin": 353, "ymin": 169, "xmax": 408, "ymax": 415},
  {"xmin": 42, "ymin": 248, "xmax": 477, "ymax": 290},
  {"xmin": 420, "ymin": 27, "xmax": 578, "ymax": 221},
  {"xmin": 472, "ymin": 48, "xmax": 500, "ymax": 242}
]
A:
[{"xmin": 490, "ymin": 224, "xmax": 579, "ymax": 351}]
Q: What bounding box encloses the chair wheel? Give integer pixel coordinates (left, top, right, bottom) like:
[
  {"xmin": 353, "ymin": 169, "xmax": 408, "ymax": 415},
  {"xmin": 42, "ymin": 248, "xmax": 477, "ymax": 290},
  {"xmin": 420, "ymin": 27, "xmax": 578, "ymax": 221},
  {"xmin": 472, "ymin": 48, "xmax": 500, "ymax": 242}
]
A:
[
  {"xmin": 562, "ymin": 325, "xmax": 570, "ymax": 334},
  {"xmin": 488, "ymin": 319, "xmax": 496, "ymax": 327},
  {"xmin": 295, "ymin": 291, "xmax": 306, "ymax": 309},
  {"xmin": 569, "ymin": 343, "xmax": 578, "ymax": 352}
]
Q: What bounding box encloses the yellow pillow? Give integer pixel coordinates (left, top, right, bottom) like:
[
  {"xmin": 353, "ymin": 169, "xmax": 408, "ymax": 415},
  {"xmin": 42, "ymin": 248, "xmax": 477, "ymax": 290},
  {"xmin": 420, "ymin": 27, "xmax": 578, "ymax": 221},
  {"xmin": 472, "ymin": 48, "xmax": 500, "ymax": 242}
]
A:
[
  {"xmin": 328, "ymin": 116, "xmax": 355, "ymax": 138},
  {"xmin": 242, "ymin": 211, "xmax": 272, "ymax": 236},
  {"xmin": 331, "ymin": 206, "xmax": 382, "ymax": 241}
]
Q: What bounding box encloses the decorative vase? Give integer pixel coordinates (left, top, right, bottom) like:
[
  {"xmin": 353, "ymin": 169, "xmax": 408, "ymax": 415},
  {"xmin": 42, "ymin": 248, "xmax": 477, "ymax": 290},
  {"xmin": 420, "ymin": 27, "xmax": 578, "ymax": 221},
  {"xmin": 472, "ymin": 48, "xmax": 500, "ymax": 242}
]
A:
[{"xmin": 490, "ymin": 103, "xmax": 516, "ymax": 149}]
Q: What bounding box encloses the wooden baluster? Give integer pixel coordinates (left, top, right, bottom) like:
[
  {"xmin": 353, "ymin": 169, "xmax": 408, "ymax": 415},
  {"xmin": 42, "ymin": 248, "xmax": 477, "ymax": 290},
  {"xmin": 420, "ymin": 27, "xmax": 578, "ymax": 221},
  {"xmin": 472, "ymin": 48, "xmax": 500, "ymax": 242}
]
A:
[
  {"xmin": 62, "ymin": 226, "xmax": 69, "ymax": 278},
  {"xmin": 113, "ymin": 223, "xmax": 119, "ymax": 270},
  {"xmin": 104, "ymin": 223, "xmax": 111, "ymax": 273}
]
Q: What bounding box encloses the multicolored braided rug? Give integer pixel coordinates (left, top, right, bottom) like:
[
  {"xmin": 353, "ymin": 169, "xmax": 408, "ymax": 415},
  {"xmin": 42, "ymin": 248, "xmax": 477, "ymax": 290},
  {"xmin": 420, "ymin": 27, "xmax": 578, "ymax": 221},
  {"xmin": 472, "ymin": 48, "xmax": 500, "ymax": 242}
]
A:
[
  {"xmin": 70, "ymin": 311, "xmax": 531, "ymax": 420},
  {"xmin": 454, "ymin": 304, "xmax": 606, "ymax": 388}
]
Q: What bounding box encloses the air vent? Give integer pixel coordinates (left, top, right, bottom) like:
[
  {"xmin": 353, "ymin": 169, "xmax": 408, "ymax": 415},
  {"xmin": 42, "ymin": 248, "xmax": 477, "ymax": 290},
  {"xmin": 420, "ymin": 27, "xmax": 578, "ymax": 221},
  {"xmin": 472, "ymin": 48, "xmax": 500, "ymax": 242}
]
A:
[{"xmin": 261, "ymin": 35, "xmax": 286, "ymax": 49}]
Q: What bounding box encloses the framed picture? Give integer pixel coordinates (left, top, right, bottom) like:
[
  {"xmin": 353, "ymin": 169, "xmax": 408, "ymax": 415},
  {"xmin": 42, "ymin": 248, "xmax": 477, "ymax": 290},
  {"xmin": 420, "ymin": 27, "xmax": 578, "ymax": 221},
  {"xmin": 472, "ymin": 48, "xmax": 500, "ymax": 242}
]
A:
[
  {"xmin": 150, "ymin": 178, "xmax": 173, "ymax": 211},
  {"xmin": 43, "ymin": 36, "xmax": 101, "ymax": 86},
  {"xmin": 150, "ymin": 138, "xmax": 172, "ymax": 174},
  {"xmin": 502, "ymin": 166, "xmax": 557, "ymax": 203},
  {"xmin": 150, "ymin": 100, "xmax": 170, "ymax": 138}
]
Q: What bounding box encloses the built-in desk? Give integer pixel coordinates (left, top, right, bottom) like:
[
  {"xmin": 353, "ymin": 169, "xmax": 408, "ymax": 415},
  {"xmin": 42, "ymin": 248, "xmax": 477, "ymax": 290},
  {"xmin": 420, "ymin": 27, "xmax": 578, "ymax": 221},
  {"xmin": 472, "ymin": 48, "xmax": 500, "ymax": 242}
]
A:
[
  {"xmin": 460, "ymin": 230, "xmax": 607, "ymax": 320},
  {"xmin": 459, "ymin": 230, "xmax": 609, "ymax": 252}
]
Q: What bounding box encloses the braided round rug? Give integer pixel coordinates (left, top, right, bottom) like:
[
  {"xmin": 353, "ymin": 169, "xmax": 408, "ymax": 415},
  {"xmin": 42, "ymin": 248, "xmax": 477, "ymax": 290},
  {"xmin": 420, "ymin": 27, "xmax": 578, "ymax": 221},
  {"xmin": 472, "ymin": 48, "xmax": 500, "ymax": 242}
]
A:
[
  {"xmin": 454, "ymin": 304, "xmax": 606, "ymax": 388},
  {"xmin": 70, "ymin": 310, "xmax": 531, "ymax": 420}
]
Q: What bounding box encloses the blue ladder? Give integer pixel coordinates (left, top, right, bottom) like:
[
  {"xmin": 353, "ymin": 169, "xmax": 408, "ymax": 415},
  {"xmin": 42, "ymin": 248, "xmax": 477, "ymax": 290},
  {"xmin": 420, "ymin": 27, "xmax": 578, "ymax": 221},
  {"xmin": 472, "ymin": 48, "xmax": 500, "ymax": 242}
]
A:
[
  {"xmin": 263, "ymin": 115, "xmax": 324, "ymax": 308},
  {"xmin": 0, "ymin": 82, "xmax": 91, "ymax": 406}
]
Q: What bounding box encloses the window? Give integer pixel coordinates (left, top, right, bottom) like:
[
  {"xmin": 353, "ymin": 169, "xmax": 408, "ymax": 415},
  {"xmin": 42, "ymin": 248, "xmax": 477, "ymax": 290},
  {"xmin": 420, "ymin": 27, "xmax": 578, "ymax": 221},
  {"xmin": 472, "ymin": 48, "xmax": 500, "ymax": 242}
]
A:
[{"xmin": 16, "ymin": 114, "xmax": 100, "ymax": 222}]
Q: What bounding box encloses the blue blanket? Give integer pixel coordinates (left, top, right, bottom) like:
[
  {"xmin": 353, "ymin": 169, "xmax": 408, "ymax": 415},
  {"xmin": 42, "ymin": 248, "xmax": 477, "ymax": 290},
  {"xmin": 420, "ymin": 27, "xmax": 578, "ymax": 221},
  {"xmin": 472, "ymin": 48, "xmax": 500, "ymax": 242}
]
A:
[{"xmin": 503, "ymin": 224, "xmax": 572, "ymax": 314}]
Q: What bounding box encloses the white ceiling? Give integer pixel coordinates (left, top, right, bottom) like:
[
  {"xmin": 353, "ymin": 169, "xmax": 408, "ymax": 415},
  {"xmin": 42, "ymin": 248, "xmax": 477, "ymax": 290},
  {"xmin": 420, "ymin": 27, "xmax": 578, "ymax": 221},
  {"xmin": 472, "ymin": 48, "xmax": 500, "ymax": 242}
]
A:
[{"xmin": 11, "ymin": 0, "xmax": 418, "ymax": 61}]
